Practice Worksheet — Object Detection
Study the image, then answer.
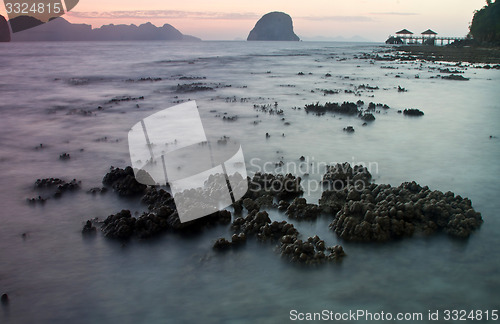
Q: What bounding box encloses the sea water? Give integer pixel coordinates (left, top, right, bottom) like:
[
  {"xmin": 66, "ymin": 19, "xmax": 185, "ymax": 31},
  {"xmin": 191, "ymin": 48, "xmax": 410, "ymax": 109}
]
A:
[{"xmin": 0, "ymin": 41, "xmax": 499, "ymax": 323}]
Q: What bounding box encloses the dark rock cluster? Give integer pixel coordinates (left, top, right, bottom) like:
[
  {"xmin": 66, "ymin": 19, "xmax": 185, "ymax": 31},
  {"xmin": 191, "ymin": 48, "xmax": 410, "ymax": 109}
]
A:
[
  {"xmin": 213, "ymin": 233, "xmax": 247, "ymax": 250},
  {"xmin": 441, "ymin": 74, "xmax": 470, "ymax": 81},
  {"xmin": 87, "ymin": 187, "xmax": 108, "ymax": 194},
  {"xmin": 59, "ymin": 153, "xmax": 71, "ymax": 160},
  {"xmin": 214, "ymin": 175, "xmax": 346, "ymax": 263},
  {"xmin": 323, "ymin": 181, "xmax": 483, "ymax": 241},
  {"xmin": 176, "ymin": 83, "xmax": 214, "ymax": 93},
  {"xmin": 367, "ymin": 102, "xmax": 390, "ymax": 111},
  {"xmin": 101, "ymin": 187, "xmax": 233, "ymax": 239},
  {"xmin": 102, "ymin": 166, "xmax": 147, "ymax": 196},
  {"xmin": 108, "ymin": 96, "xmax": 145, "ymax": 103},
  {"xmin": 82, "ymin": 220, "xmax": 97, "ymax": 234},
  {"xmin": 343, "ymin": 126, "xmax": 355, "ymax": 133},
  {"xmin": 305, "ymin": 101, "xmax": 359, "ymax": 115},
  {"xmin": 285, "ymin": 197, "xmax": 321, "ymax": 220},
  {"xmin": 280, "ymin": 235, "xmax": 346, "ymax": 263},
  {"xmin": 101, "ymin": 209, "xmax": 173, "ymax": 239},
  {"xmin": 53, "ymin": 180, "xmax": 81, "ymax": 197},
  {"xmin": 29, "ymin": 178, "xmax": 81, "ymax": 202},
  {"xmin": 322, "ymin": 163, "xmax": 372, "ymax": 189},
  {"xmin": 361, "ymin": 113, "xmax": 376, "ymax": 122},
  {"xmin": 244, "ymin": 172, "xmax": 303, "ymax": 201},
  {"xmin": 35, "ymin": 178, "xmax": 65, "ymax": 188},
  {"xmin": 85, "ymin": 163, "xmax": 483, "ymax": 265},
  {"xmin": 305, "ymin": 101, "xmax": 389, "ymax": 123},
  {"xmin": 403, "ymin": 108, "xmax": 424, "ymax": 116},
  {"xmin": 227, "ymin": 210, "xmax": 345, "ymax": 264}
]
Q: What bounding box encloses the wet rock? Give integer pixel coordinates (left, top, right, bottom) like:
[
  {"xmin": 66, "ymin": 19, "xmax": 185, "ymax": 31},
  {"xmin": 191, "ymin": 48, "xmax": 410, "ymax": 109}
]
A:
[
  {"xmin": 278, "ymin": 200, "xmax": 290, "ymax": 211},
  {"xmin": 228, "ymin": 202, "xmax": 345, "ymax": 264},
  {"xmin": 176, "ymin": 83, "xmax": 214, "ymax": 93},
  {"xmin": 213, "ymin": 233, "xmax": 247, "ymax": 250},
  {"xmin": 87, "ymin": 187, "xmax": 108, "ymax": 194},
  {"xmin": 255, "ymin": 195, "xmax": 275, "ymax": 208},
  {"xmin": 328, "ymin": 181, "xmax": 483, "ymax": 242},
  {"xmin": 102, "ymin": 166, "xmax": 147, "ymax": 196},
  {"xmin": 286, "ymin": 197, "xmax": 321, "ymax": 220},
  {"xmin": 231, "ymin": 210, "xmax": 271, "ymax": 235},
  {"xmin": 243, "ymin": 198, "xmax": 260, "ymax": 212},
  {"xmin": 403, "ymin": 108, "xmax": 424, "ymax": 116},
  {"xmin": 305, "ymin": 101, "xmax": 359, "ymax": 115},
  {"xmin": 108, "ymin": 96, "xmax": 145, "ymax": 103},
  {"xmin": 82, "ymin": 220, "xmax": 97, "ymax": 234},
  {"xmin": 385, "ymin": 36, "xmax": 403, "ymax": 44},
  {"xmin": 141, "ymin": 186, "xmax": 233, "ymax": 233},
  {"xmin": 1, "ymin": 293, "xmax": 8, "ymax": 305},
  {"xmin": 142, "ymin": 187, "xmax": 175, "ymax": 210},
  {"xmin": 232, "ymin": 199, "xmax": 243, "ymax": 214},
  {"xmin": 279, "ymin": 235, "xmax": 346, "ymax": 264},
  {"xmin": 245, "ymin": 173, "xmax": 303, "ymax": 201},
  {"xmin": 33, "ymin": 178, "xmax": 80, "ymax": 199},
  {"xmin": 343, "ymin": 126, "xmax": 355, "ymax": 133},
  {"xmin": 27, "ymin": 196, "xmax": 47, "ymax": 204},
  {"xmin": 35, "ymin": 178, "xmax": 65, "ymax": 188},
  {"xmin": 441, "ymin": 74, "xmax": 469, "ymax": 81},
  {"xmin": 102, "ymin": 210, "xmax": 136, "ymax": 239},
  {"xmin": 361, "ymin": 113, "xmax": 375, "ymax": 121},
  {"xmin": 213, "ymin": 238, "xmax": 232, "ymax": 250},
  {"xmin": 53, "ymin": 179, "xmax": 81, "ymax": 198},
  {"xmin": 319, "ymin": 189, "xmax": 347, "ymax": 215},
  {"xmin": 59, "ymin": 153, "xmax": 71, "ymax": 160},
  {"xmin": 232, "ymin": 232, "xmax": 247, "ymax": 244},
  {"xmin": 322, "ymin": 162, "xmax": 372, "ymax": 189}
]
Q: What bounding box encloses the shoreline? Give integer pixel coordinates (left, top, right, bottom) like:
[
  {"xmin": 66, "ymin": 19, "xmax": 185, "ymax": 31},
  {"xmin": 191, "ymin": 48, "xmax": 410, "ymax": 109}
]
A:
[{"xmin": 395, "ymin": 45, "xmax": 500, "ymax": 64}]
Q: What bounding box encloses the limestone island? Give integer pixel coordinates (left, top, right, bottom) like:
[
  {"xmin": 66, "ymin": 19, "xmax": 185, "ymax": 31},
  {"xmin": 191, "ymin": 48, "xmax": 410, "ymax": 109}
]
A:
[{"xmin": 247, "ymin": 12, "xmax": 300, "ymax": 41}]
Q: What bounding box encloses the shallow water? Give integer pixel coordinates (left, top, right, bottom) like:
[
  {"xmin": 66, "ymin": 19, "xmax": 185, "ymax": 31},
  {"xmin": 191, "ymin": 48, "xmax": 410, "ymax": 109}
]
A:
[{"xmin": 0, "ymin": 41, "xmax": 499, "ymax": 323}]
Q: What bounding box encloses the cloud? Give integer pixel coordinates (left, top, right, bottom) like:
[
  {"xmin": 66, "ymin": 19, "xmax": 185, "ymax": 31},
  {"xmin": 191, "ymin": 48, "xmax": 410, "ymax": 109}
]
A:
[
  {"xmin": 67, "ymin": 10, "xmax": 260, "ymax": 20},
  {"xmin": 296, "ymin": 16, "xmax": 372, "ymax": 22},
  {"xmin": 67, "ymin": 10, "xmax": 374, "ymax": 23},
  {"xmin": 369, "ymin": 12, "xmax": 419, "ymax": 16}
]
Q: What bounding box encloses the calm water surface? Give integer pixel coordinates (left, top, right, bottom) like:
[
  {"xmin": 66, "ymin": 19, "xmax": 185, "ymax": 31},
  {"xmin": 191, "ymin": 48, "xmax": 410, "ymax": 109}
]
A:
[{"xmin": 0, "ymin": 41, "xmax": 499, "ymax": 323}]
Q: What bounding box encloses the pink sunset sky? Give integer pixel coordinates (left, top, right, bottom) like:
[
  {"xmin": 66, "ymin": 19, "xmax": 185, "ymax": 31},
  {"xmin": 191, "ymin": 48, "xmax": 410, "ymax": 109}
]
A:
[{"xmin": 1, "ymin": 0, "xmax": 488, "ymax": 41}]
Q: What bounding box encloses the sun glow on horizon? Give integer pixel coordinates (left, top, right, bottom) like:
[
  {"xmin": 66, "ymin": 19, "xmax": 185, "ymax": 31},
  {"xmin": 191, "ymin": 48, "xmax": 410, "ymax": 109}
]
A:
[{"xmin": 2, "ymin": 0, "xmax": 488, "ymax": 41}]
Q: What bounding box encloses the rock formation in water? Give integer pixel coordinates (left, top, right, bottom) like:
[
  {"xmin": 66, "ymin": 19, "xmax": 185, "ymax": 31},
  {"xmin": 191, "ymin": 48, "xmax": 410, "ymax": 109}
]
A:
[
  {"xmin": 0, "ymin": 15, "xmax": 10, "ymax": 42},
  {"xmin": 10, "ymin": 17, "xmax": 201, "ymax": 41},
  {"xmin": 247, "ymin": 12, "xmax": 300, "ymax": 41},
  {"xmin": 385, "ymin": 36, "xmax": 403, "ymax": 44}
]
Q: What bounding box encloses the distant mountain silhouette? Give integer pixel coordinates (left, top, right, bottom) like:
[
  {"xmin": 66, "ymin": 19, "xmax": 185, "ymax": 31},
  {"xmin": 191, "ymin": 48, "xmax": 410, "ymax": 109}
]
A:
[
  {"xmin": 0, "ymin": 15, "xmax": 10, "ymax": 42},
  {"xmin": 10, "ymin": 17, "xmax": 201, "ymax": 41},
  {"xmin": 247, "ymin": 12, "xmax": 299, "ymax": 41},
  {"xmin": 8, "ymin": 15, "xmax": 45, "ymax": 33}
]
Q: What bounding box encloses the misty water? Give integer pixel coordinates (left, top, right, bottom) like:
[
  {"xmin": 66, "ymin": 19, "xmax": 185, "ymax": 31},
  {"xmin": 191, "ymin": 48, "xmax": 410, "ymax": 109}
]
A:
[{"xmin": 0, "ymin": 41, "xmax": 499, "ymax": 323}]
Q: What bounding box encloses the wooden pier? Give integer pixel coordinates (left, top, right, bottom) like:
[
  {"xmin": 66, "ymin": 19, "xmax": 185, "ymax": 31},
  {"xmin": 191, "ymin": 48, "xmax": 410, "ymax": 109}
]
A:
[{"xmin": 387, "ymin": 29, "xmax": 466, "ymax": 46}]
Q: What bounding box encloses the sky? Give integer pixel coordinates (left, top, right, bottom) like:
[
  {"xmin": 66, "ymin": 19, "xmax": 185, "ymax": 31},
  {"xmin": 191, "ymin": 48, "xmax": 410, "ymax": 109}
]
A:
[{"xmin": 1, "ymin": 0, "xmax": 489, "ymax": 41}]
